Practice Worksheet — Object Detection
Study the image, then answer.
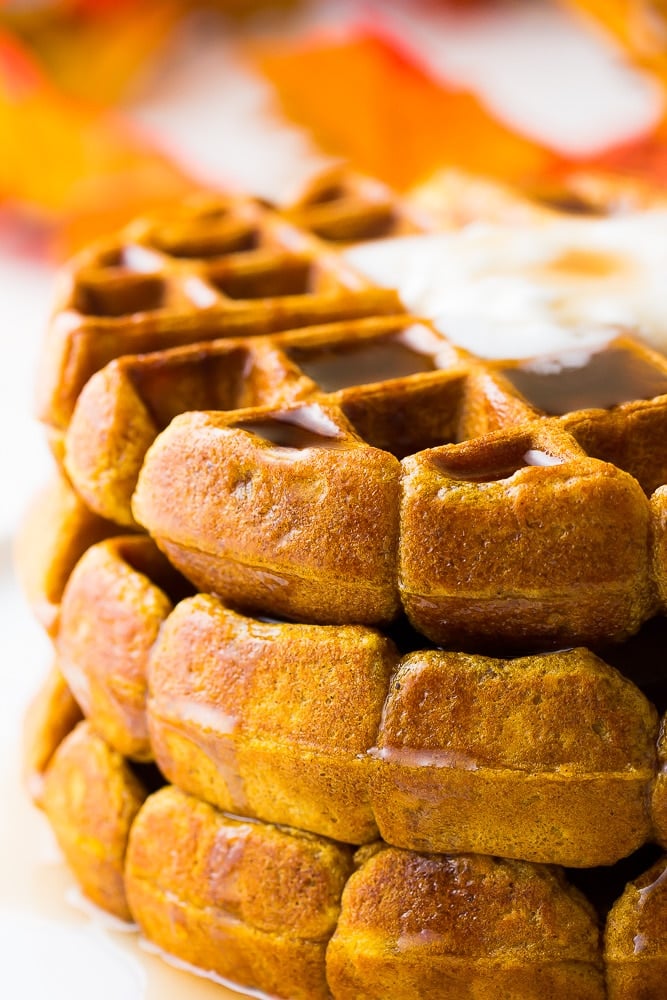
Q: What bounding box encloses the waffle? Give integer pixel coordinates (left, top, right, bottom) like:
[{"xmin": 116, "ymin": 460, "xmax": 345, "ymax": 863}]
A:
[
  {"xmin": 128, "ymin": 334, "xmax": 667, "ymax": 645},
  {"xmin": 48, "ymin": 563, "xmax": 665, "ymax": 867},
  {"xmin": 20, "ymin": 172, "xmax": 667, "ymax": 998},
  {"xmin": 23, "ymin": 664, "xmax": 82, "ymax": 807},
  {"xmin": 42, "ymin": 721, "xmax": 147, "ymax": 922},
  {"xmin": 55, "ymin": 535, "xmax": 187, "ymax": 760},
  {"xmin": 37, "ymin": 192, "xmax": 404, "ymax": 449},
  {"xmin": 605, "ymin": 854, "xmax": 667, "ymax": 998},
  {"xmin": 15, "ymin": 472, "xmax": 119, "ymax": 636},
  {"xmin": 60, "ymin": 321, "xmax": 667, "ymax": 642},
  {"xmin": 280, "ymin": 168, "xmax": 430, "ymax": 243}
]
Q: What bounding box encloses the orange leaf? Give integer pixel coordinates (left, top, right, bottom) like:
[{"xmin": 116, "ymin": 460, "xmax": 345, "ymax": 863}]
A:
[
  {"xmin": 6, "ymin": 1, "xmax": 185, "ymax": 105},
  {"xmin": 254, "ymin": 28, "xmax": 560, "ymax": 191},
  {"xmin": 0, "ymin": 29, "xmax": 194, "ymax": 255}
]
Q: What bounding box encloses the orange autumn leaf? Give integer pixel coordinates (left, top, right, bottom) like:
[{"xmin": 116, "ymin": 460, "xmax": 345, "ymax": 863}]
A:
[
  {"xmin": 5, "ymin": 1, "xmax": 184, "ymax": 105},
  {"xmin": 254, "ymin": 28, "xmax": 560, "ymax": 192},
  {"xmin": 0, "ymin": 29, "xmax": 193, "ymax": 254}
]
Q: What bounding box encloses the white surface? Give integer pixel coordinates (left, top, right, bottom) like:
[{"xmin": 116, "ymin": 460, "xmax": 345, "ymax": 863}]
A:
[
  {"xmin": 0, "ymin": 911, "xmax": 147, "ymax": 1000},
  {"xmin": 0, "ymin": 252, "xmax": 54, "ymax": 538},
  {"xmin": 0, "ymin": 244, "xmax": 54, "ymax": 759}
]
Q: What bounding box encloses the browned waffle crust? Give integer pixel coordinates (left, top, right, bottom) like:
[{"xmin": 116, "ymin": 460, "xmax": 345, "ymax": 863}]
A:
[{"xmin": 20, "ymin": 170, "xmax": 667, "ymax": 999}]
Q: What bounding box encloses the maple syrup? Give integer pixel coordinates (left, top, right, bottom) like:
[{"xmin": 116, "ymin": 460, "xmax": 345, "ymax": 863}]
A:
[
  {"xmin": 287, "ymin": 331, "xmax": 438, "ymax": 392},
  {"xmin": 232, "ymin": 405, "xmax": 345, "ymax": 450},
  {"xmin": 502, "ymin": 344, "xmax": 667, "ymax": 416},
  {"xmin": 431, "ymin": 441, "xmax": 564, "ymax": 483}
]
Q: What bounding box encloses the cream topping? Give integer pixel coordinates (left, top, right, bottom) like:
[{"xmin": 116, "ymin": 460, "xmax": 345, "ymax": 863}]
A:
[{"xmin": 345, "ymin": 211, "xmax": 667, "ymax": 360}]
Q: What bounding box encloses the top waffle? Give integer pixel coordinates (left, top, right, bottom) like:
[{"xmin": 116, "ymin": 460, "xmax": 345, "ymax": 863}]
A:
[
  {"xmin": 39, "ymin": 169, "xmax": 667, "ymax": 651},
  {"xmin": 37, "ymin": 177, "xmax": 421, "ymax": 442}
]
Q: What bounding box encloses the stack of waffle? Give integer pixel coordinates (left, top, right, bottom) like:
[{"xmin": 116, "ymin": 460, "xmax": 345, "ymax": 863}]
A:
[{"xmin": 18, "ymin": 167, "xmax": 667, "ymax": 999}]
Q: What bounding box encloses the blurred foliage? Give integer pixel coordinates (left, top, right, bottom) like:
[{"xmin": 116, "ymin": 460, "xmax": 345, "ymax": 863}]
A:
[
  {"xmin": 1, "ymin": 0, "xmax": 667, "ymax": 258},
  {"xmin": 255, "ymin": 29, "xmax": 562, "ymax": 192},
  {"xmin": 0, "ymin": 26, "xmax": 193, "ymax": 255},
  {"xmin": 2, "ymin": 2, "xmax": 183, "ymax": 105}
]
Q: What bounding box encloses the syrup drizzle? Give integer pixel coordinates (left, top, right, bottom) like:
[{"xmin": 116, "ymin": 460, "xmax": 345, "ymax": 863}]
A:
[
  {"xmin": 367, "ymin": 745, "xmax": 480, "ymax": 771},
  {"xmin": 502, "ymin": 344, "xmax": 667, "ymax": 416},
  {"xmin": 232, "ymin": 404, "xmax": 345, "ymax": 450},
  {"xmin": 149, "ymin": 706, "xmax": 248, "ymax": 814},
  {"xmin": 287, "ymin": 329, "xmax": 439, "ymax": 393},
  {"xmin": 432, "ymin": 445, "xmax": 564, "ymax": 483}
]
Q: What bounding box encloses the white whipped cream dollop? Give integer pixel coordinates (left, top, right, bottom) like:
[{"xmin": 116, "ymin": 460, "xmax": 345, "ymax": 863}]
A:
[{"xmin": 345, "ymin": 211, "xmax": 667, "ymax": 361}]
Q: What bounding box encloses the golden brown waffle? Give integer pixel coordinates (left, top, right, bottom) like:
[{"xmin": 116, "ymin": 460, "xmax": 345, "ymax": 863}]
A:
[
  {"xmin": 36, "ymin": 193, "xmax": 405, "ymax": 445},
  {"xmin": 55, "ymin": 535, "xmax": 186, "ymax": 760},
  {"xmin": 15, "ymin": 472, "xmax": 119, "ymax": 636},
  {"xmin": 22, "ymin": 169, "xmax": 667, "ymax": 999},
  {"xmin": 58, "ymin": 318, "xmax": 667, "ymax": 645},
  {"xmin": 327, "ymin": 845, "xmax": 605, "ymax": 1000},
  {"xmin": 43, "ymin": 721, "xmax": 147, "ymax": 922},
  {"xmin": 23, "ymin": 665, "xmax": 82, "ymax": 807},
  {"xmin": 281, "ymin": 167, "xmax": 431, "ymax": 243},
  {"xmin": 605, "ymin": 854, "xmax": 667, "ymax": 997},
  {"xmin": 126, "ymin": 784, "xmax": 353, "ymax": 1000},
  {"xmin": 40, "ymin": 557, "xmax": 667, "ymax": 867},
  {"xmin": 128, "ymin": 332, "xmax": 667, "ymax": 646},
  {"xmin": 40, "ymin": 718, "xmax": 650, "ymax": 1000}
]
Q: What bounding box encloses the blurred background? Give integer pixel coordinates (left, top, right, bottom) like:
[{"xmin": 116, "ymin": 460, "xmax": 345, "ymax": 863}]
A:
[{"xmin": 2, "ymin": 0, "xmax": 667, "ymax": 996}]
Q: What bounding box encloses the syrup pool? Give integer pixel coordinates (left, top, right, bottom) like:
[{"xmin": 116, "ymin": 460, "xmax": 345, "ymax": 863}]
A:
[
  {"xmin": 286, "ymin": 327, "xmax": 439, "ymax": 392},
  {"xmin": 501, "ymin": 343, "xmax": 667, "ymax": 416},
  {"xmin": 232, "ymin": 403, "xmax": 345, "ymax": 449}
]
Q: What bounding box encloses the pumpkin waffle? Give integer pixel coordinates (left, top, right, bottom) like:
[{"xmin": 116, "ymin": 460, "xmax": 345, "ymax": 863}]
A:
[
  {"xmin": 15, "ymin": 471, "xmax": 119, "ymax": 636},
  {"xmin": 35, "ymin": 560, "xmax": 667, "ymax": 868},
  {"xmin": 58, "ymin": 319, "xmax": 667, "ymax": 643},
  {"xmin": 129, "ymin": 331, "xmax": 667, "ymax": 646},
  {"xmin": 605, "ymin": 853, "xmax": 667, "ymax": 998},
  {"xmin": 36, "ymin": 192, "xmax": 404, "ymax": 448},
  {"xmin": 39, "ymin": 710, "xmax": 667, "ymax": 1000},
  {"xmin": 408, "ymin": 167, "xmax": 667, "ymax": 230},
  {"xmin": 20, "ymin": 169, "xmax": 667, "ymax": 999},
  {"xmin": 280, "ymin": 167, "xmax": 431, "ymax": 243}
]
